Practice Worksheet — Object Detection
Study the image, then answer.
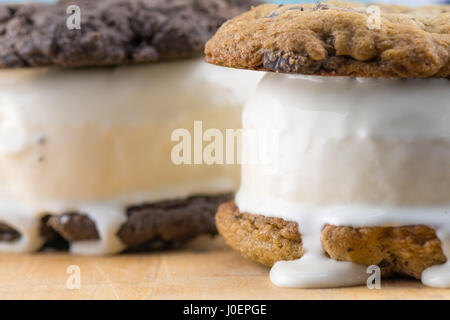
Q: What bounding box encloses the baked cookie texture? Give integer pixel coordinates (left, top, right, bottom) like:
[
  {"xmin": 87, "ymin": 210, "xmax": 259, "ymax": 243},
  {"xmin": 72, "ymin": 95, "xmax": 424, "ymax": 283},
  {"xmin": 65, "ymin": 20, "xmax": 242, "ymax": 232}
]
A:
[
  {"xmin": 205, "ymin": 1, "xmax": 450, "ymax": 78},
  {"xmin": 216, "ymin": 202, "xmax": 447, "ymax": 279},
  {"xmin": 0, "ymin": 0, "xmax": 259, "ymax": 68}
]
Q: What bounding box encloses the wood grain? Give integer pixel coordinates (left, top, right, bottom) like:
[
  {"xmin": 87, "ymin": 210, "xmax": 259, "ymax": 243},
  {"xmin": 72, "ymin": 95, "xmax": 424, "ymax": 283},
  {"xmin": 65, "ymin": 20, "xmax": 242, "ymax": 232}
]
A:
[{"xmin": 0, "ymin": 237, "xmax": 448, "ymax": 300}]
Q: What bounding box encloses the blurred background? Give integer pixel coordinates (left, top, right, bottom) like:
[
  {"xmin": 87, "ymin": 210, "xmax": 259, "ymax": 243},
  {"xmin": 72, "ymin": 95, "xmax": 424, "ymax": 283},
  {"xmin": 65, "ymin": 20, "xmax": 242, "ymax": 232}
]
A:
[
  {"xmin": 0, "ymin": 0, "xmax": 449, "ymax": 5},
  {"xmin": 269, "ymin": 0, "xmax": 450, "ymax": 4}
]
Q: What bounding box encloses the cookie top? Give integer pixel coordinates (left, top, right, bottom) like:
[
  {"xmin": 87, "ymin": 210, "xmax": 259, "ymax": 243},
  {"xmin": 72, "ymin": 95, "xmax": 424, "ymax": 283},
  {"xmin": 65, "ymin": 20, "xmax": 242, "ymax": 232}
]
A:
[
  {"xmin": 0, "ymin": 0, "xmax": 259, "ymax": 69},
  {"xmin": 205, "ymin": 1, "xmax": 450, "ymax": 78}
]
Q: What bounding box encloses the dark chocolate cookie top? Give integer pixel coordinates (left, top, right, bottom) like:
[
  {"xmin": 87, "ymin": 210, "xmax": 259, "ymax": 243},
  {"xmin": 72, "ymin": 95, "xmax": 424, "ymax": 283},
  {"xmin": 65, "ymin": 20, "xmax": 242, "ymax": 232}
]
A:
[{"xmin": 0, "ymin": 0, "xmax": 259, "ymax": 68}]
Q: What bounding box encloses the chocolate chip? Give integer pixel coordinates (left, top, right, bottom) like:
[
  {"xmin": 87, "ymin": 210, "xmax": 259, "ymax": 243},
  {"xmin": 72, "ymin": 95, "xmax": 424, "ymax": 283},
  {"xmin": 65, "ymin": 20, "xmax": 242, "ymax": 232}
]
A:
[{"xmin": 263, "ymin": 50, "xmax": 322, "ymax": 74}]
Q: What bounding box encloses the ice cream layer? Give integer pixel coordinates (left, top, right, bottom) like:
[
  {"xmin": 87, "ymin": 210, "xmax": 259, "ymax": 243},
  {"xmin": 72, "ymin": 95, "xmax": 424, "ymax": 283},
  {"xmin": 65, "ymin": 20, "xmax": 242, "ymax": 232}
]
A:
[
  {"xmin": 0, "ymin": 59, "xmax": 263, "ymax": 254},
  {"xmin": 236, "ymin": 73, "xmax": 450, "ymax": 289},
  {"xmin": 238, "ymin": 73, "xmax": 450, "ymax": 206}
]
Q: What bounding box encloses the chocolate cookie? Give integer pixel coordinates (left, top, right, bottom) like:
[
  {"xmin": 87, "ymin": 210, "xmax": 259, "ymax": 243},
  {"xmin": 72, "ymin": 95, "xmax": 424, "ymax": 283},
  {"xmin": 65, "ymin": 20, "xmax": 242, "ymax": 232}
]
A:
[
  {"xmin": 216, "ymin": 202, "xmax": 447, "ymax": 279},
  {"xmin": 1, "ymin": 194, "xmax": 232, "ymax": 252},
  {"xmin": 205, "ymin": 1, "xmax": 450, "ymax": 78},
  {"xmin": 0, "ymin": 0, "xmax": 259, "ymax": 68},
  {"xmin": 0, "ymin": 223, "xmax": 21, "ymax": 242}
]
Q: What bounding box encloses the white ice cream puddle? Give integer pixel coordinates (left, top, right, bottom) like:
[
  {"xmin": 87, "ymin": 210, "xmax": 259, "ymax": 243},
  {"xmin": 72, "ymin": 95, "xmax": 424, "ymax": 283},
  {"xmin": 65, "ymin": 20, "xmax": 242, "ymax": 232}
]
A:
[{"xmin": 237, "ymin": 195, "xmax": 450, "ymax": 288}]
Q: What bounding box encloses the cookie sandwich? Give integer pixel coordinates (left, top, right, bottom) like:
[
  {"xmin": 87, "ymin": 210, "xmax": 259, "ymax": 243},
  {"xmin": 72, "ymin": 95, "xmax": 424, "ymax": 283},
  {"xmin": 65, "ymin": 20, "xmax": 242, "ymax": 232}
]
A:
[
  {"xmin": 207, "ymin": 1, "xmax": 450, "ymax": 288},
  {"xmin": 0, "ymin": 0, "xmax": 262, "ymax": 254}
]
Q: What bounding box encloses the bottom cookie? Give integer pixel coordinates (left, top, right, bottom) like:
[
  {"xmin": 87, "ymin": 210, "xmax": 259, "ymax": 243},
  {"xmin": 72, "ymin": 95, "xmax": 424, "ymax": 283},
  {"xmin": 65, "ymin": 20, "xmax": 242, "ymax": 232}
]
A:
[
  {"xmin": 1, "ymin": 194, "xmax": 232, "ymax": 252},
  {"xmin": 216, "ymin": 202, "xmax": 447, "ymax": 279}
]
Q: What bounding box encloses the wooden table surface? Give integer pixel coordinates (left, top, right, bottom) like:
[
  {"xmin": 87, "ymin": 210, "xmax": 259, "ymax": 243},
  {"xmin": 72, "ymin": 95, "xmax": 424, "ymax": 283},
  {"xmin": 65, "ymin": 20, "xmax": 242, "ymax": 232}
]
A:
[{"xmin": 0, "ymin": 237, "xmax": 448, "ymax": 300}]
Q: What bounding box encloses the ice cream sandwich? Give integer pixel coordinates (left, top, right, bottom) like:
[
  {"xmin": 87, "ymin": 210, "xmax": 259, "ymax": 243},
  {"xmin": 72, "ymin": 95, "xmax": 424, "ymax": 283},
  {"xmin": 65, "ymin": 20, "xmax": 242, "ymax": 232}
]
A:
[
  {"xmin": 0, "ymin": 0, "xmax": 262, "ymax": 254},
  {"xmin": 207, "ymin": 1, "xmax": 450, "ymax": 288}
]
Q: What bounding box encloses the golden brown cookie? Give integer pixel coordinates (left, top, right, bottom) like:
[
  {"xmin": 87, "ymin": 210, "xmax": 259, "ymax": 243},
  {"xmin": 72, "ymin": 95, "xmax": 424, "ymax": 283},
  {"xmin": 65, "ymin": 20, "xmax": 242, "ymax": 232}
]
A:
[
  {"xmin": 216, "ymin": 202, "xmax": 447, "ymax": 279},
  {"xmin": 205, "ymin": 1, "xmax": 450, "ymax": 78}
]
